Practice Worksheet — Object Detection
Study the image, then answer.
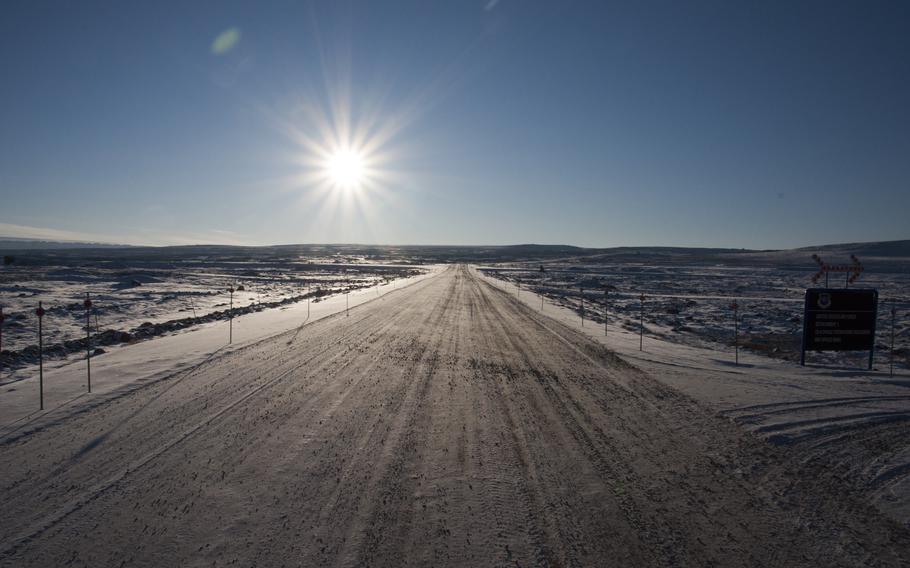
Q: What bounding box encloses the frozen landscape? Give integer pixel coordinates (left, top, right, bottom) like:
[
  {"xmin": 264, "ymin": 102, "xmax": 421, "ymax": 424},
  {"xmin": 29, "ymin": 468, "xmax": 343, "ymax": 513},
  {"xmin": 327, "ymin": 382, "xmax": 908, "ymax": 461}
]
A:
[
  {"xmin": 480, "ymin": 241, "xmax": 910, "ymax": 371},
  {"xmin": 5, "ymin": 1, "xmax": 910, "ymax": 564},
  {"xmin": 1, "ymin": 243, "xmax": 909, "ymax": 566},
  {"xmin": 0, "ymin": 244, "xmax": 430, "ymax": 376}
]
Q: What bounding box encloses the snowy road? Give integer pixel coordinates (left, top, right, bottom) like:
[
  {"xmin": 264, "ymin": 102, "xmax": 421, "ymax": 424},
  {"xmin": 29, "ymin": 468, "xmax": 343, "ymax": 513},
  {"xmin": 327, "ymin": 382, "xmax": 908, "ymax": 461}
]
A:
[{"xmin": 1, "ymin": 265, "xmax": 908, "ymax": 567}]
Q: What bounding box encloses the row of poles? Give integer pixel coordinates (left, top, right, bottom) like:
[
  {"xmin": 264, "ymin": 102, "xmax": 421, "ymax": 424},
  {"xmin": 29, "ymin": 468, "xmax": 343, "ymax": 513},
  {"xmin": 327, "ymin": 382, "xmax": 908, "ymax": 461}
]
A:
[
  {"xmin": 0, "ymin": 272, "xmax": 900, "ymax": 412},
  {"xmin": 517, "ymin": 278, "xmax": 650, "ymax": 352},
  {"xmin": 0, "ymin": 294, "xmax": 96, "ymax": 410},
  {"xmin": 226, "ymin": 277, "xmax": 368, "ymax": 346},
  {"xmin": 226, "ymin": 282, "xmax": 318, "ymax": 345},
  {"xmin": 511, "ymin": 274, "xmax": 901, "ymax": 374},
  {"xmin": 1, "ymin": 274, "xmax": 401, "ymax": 413}
]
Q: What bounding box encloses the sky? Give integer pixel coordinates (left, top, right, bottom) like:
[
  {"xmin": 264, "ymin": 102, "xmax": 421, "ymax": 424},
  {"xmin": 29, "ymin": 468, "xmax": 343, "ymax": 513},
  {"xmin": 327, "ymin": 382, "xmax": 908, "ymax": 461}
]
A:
[{"xmin": 1, "ymin": 0, "xmax": 908, "ymax": 249}]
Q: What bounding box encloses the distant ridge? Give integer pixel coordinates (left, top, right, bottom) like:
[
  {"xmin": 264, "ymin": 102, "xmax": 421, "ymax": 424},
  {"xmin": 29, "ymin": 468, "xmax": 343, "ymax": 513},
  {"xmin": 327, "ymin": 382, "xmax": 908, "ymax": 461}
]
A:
[
  {"xmin": 793, "ymin": 240, "xmax": 910, "ymax": 258},
  {"xmin": 1, "ymin": 237, "xmax": 907, "ymax": 260},
  {"xmin": 0, "ymin": 238, "xmax": 133, "ymax": 250}
]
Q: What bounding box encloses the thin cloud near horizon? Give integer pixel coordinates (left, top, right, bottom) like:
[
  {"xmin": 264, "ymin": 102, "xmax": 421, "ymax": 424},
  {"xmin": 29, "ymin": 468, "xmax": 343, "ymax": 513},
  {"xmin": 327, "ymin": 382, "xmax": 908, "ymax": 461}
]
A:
[{"xmin": 0, "ymin": 222, "xmax": 251, "ymax": 247}]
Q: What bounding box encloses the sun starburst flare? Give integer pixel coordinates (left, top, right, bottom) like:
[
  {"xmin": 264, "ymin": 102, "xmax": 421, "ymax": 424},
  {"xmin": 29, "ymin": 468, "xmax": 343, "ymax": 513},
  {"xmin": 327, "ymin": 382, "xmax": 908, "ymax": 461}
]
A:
[{"xmin": 324, "ymin": 147, "xmax": 367, "ymax": 191}]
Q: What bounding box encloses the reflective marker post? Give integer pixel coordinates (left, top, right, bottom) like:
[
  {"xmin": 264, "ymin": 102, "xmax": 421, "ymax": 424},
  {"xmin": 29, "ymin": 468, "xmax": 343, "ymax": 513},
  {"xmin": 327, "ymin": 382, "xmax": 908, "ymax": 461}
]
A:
[
  {"xmin": 539, "ymin": 265, "xmax": 545, "ymax": 311},
  {"xmin": 228, "ymin": 287, "xmax": 234, "ymax": 344},
  {"xmin": 85, "ymin": 293, "xmax": 92, "ymax": 392},
  {"xmin": 36, "ymin": 302, "xmax": 45, "ymax": 410},
  {"xmin": 639, "ymin": 294, "xmax": 645, "ymax": 351},
  {"xmin": 888, "ymin": 306, "xmax": 897, "ymax": 377},
  {"xmin": 603, "ymin": 288, "xmax": 609, "ymax": 337},
  {"xmin": 580, "ymin": 287, "xmax": 584, "ymax": 327},
  {"xmin": 731, "ymin": 299, "xmax": 739, "ymax": 366}
]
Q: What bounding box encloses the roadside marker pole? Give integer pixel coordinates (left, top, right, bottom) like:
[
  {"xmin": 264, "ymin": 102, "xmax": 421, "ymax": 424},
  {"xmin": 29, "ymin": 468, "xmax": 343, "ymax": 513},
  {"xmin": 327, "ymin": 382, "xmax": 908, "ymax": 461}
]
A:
[
  {"xmin": 639, "ymin": 294, "xmax": 645, "ymax": 351},
  {"xmin": 603, "ymin": 289, "xmax": 609, "ymax": 337},
  {"xmin": 228, "ymin": 287, "xmax": 234, "ymax": 344},
  {"xmin": 538, "ymin": 265, "xmax": 545, "ymax": 311},
  {"xmin": 0, "ymin": 306, "xmax": 4, "ymax": 374},
  {"xmin": 308, "ymin": 284, "xmax": 311, "ymax": 319},
  {"xmin": 580, "ymin": 286, "xmax": 586, "ymax": 326},
  {"xmin": 37, "ymin": 302, "xmax": 45, "ymax": 410},
  {"xmin": 85, "ymin": 293, "xmax": 92, "ymax": 393},
  {"xmin": 888, "ymin": 306, "xmax": 897, "ymax": 377},
  {"xmin": 731, "ymin": 300, "xmax": 739, "ymax": 366}
]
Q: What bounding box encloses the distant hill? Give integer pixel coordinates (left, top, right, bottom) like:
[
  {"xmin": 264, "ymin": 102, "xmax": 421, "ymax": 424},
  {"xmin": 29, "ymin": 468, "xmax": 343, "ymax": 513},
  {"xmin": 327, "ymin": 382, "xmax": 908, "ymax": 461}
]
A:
[
  {"xmin": 1, "ymin": 238, "xmax": 907, "ymax": 267},
  {"xmin": 794, "ymin": 240, "xmax": 910, "ymax": 258},
  {"xmin": 0, "ymin": 238, "xmax": 133, "ymax": 251}
]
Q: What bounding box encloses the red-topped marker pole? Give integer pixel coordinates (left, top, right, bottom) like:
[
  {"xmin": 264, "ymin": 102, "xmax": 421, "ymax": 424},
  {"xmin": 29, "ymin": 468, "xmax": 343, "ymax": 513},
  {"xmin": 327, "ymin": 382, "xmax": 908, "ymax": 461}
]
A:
[
  {"xmin": 539, "ymin": 265, "xmax": 545, "ymax": 312},
  {"xmin": 603, "ymin": 288, "xmax": 609, "ymax": 337},
  {"xmin": 36, "ymin": 302, "xmax": 45, "ymax": 410},
  {"xmin": 639, "ymin": 294, "xmax": 645, "ymax": 351},
  {"xmin": 0, "ymin": 306, "xmax": 4, "ymax": 372},
  {"xmin": 84, "ymin": 293, "xmax": 92, "ymax": 393},
  {"xmin": 579, "ymin": 287, "xmax": 585, "ymax": 327},
  {"xmin": 731, "ymin": 299, "xmax": 739, "ymax": 366},
  {"xmin": 228, "ymin": 286, "xmax": 234, "ymax": 344},
  {"xmin": 888, "ymin": 306, "xmax": 897, "ymax": 377}
]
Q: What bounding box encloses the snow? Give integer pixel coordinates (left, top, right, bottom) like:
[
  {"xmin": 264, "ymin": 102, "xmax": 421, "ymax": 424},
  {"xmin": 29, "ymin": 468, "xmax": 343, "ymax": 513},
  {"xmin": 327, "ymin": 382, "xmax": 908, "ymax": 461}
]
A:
[
  {"xmin": 0, "ymin": 266, "xmax": 444, "ymax": 435},
  {"xmin": 477, "ymin": 268, "xmax": 910, "ymax": 525}
]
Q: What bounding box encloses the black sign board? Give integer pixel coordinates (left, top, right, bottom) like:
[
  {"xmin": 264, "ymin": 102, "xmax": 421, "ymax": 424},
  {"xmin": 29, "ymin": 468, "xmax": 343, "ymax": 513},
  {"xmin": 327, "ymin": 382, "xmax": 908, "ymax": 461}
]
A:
[{"xmin": 801, "ymin": 288, "xmax": 878, "ymax": 368}]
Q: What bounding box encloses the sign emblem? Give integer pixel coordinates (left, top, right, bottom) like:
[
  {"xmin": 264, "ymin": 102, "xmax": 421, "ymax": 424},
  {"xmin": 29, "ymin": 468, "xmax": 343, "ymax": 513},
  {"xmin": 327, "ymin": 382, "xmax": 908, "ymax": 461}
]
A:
[{"xmin": 817, "ymin": 293, "xmax": 832, "ymax": 309}]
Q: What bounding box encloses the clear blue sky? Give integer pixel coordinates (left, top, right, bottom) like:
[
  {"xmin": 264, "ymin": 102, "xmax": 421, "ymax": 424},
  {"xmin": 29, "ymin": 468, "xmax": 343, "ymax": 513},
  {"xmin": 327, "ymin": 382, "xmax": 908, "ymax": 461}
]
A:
[{"xmin": 2, "ymin": 0, "xmax": 908, "ymax": 248}]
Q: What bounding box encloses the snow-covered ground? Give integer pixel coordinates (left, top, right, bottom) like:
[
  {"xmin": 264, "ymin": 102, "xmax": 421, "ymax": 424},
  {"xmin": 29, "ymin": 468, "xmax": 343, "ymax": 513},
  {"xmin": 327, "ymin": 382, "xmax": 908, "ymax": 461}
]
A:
[
  {"xmin": 477, "ymin": 267, "xmax": 910, "ymax": 526},
  {"xmin": 3, "ymin": 265, "xmax": 907, "ymax": 566},
  {"xmin": 0, "ymin": 265, "xmax": 443, "ymax": 432},
  {"xmin": 0, "ymin": 258, "xmax": 424, "ymax": 359},
  {"xmin": 479, "ymin": 259, "xmax": 910, "ymax": 371}
]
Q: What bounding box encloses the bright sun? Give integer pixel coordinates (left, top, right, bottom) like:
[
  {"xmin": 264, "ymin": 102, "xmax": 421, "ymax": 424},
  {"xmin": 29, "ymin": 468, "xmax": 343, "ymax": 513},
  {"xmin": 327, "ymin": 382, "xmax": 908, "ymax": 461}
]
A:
[{"xmin": 325, "ymin": 149, "xmax": 365, "ymax": 189}]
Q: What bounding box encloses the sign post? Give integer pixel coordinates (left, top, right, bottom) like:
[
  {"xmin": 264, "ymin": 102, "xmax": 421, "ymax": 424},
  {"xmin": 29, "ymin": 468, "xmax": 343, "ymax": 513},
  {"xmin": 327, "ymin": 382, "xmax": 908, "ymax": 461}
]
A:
[
  {"xmin": 84, "ymin": 293, "xmax": 92, "ymax": 393},
  {"xmin": 36, "ymin": 302, "xmax": 45, "ymax": 410},
  {"xmin": 800, "ymin": 288, "xmax": 878, "ymax": 369}
]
